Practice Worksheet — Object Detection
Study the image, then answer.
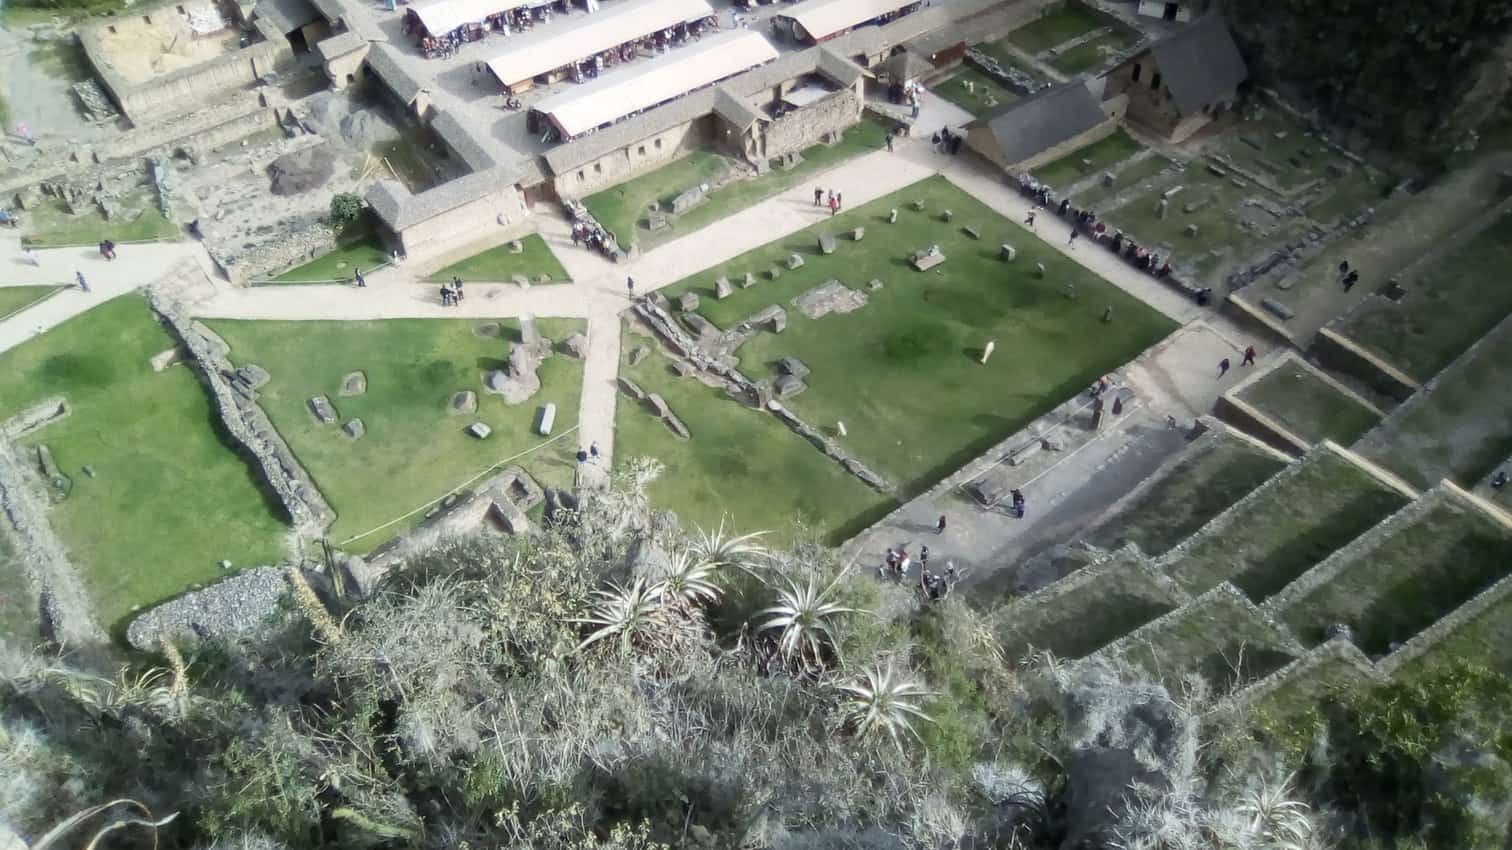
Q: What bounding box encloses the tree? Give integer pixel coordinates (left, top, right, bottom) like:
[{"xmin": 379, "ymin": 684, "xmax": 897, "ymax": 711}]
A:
[{"xmin": 328, "ymin": 193, "xmax": 363, "ymax": 230}]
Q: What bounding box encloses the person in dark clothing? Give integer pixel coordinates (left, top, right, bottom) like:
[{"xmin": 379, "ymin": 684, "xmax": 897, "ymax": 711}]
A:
[
  {"xmin": 1011, "ymin": 489, "xmax": 1025, "ymax": 519},
  {"xmin": 936, "ymin": 514, "xmax": 947, "ymax": 534},
  {"xmin": 1218, "ymin": 357, "xmax": 1231, "ymax": 377},
  {"xmin": 1343, "ymin": 270, "xmax": 1360, "ymax": 292},
  {"xmin": 354, "ymin": 268, "xmax": 366, "ymax": 288},
  {"xmin": 1493, "ymin": 470, "xmax": 1508, "ymax": 490},
  {"xmin": 814, "ymin": 187, "xmax": 823, "ymax": 206},
  {"xmin": 627, "ymin": 276, "xmax": 635, "ymax": 298},
  {"xmin": 1242, "ymin": 345, "xmax": 1257, "ymax": 366},
  {"xmin": 1058, "ymin": 198, "xmax": 1070, "ymax": 217}
]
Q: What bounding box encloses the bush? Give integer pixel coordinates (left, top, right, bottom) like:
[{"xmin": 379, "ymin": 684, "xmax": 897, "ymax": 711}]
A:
[{"xmin": 328, "ymin": 193, "xmax": 364, "ymax": 230}]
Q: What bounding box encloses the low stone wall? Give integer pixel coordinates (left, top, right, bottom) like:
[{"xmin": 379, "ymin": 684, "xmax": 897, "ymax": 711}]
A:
[
  {"xmin": 148, "ymin": 275, "xmax": 335, "ymax": 537},
  {"xmin": 124, "ymin": 565, "xmax": 289, "ymax": 650},
  {"xmin": 764, "ymin": 87, "xmax": 863, "ymax": 161},
  {"xmin": 1309, "ymin": 327, "xmax": 1420, "ymax": 404},
  {"xmin": 1376, "ymin": 565, "xmax": 1512, "ymax": 677},
  {"xmin": 1212, "ymin": 393, "xmax": 1310, "ymax": 457},
  {"xmin": 1212, "ymin": 637, "xmax": 1384, "ymax": 715},
  {"xmin": 218, "ymin": 222, "xmax": 339, "ymax": 283}
]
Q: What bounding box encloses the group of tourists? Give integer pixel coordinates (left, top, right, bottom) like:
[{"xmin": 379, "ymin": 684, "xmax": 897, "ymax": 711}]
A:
[
  {"xmin": 97, "ymin": 240, "xmax": 116, "ymax": 261},
  {"xmin": 813, "ymin": 188, "xmax": 844, "ymax": 216},
  {"xmin": 877, "ymin": 514, "xmax": 969, "ymax": 600},
  {"xmin": 439, "ymin": 276, "xmax": 466, "ymax": 306},
  {"xmin": 1338, "ymin": 259, "xmax": 1361, "ymax": 292},
  {"xmin": 931, "ymin": 126, "xmax": 963, "ymax": 156},
  {"xmin": 570, "ymin": 220, "xmax": 616, "ymax": 257},
  {"xmin": 1011, "ymin": 174, "xmax": 1178, "ymax": 284}
]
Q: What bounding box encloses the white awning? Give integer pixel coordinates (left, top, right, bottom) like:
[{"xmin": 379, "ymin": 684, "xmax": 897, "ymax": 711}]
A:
[
  {"xmin": 781, "ymin": 83, "xmax": 832, "ymax": 107},
  {"xmin": 410, "ymin": 0, "xmax": 513, "ymax": 36},
  {"xmin": 782, "ymin": 0, "xmax": 914, "ymax": 42},
  {"xmin": 485, "ymin": 0, "xmax": 713, "ymax": 87},
  {"xmin": 535, "ymin": 29, "xmax": 776, "ymax": 137}
]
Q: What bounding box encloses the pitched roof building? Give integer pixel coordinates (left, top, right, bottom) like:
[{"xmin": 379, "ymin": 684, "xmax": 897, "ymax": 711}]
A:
[
  {"xmin": 1101, "ymin": 13, "xmax": 1247, "ymax": 141},
  {"xmin": 963, "ymin": 81, "xmax": 1114, "ymax": 171}
]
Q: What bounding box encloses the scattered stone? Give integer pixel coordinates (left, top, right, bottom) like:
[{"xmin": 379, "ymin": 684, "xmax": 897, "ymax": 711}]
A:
[
  {"xmin": 962, "ymin": 225, "xmax": 980, "ymax": 239},
  {"xmin": 646, "ymin": 212, "xmax": 670, "ymax": 231},
  {"xmin": 749, "ymin": 305, "xmax": 788, "ymax": 333},
  {"xmin": 1157, "ymin": 198, "xmax": 1169, "ymax": 219},
  {"xmin": 508, "ymin": 239, "xmax": 523, "ymax": 253},
  {"xmin": 535, "ymin": 274, "xmax": 552, "ymax": 285},
  {"xmin": 342, "ymin": 418, "xmax": 365, "ymax": 439},
  {"xmin": 618, "ymin": 377, "xmax": 646, "ymax": 400},
  {"xmin": 1000, "ymin": 244, "xmax": 1017, "ymax": 262},
  {"xmin": 339, "ymin": 370, "xmax": 367, "ymax": 397},
  {"xmin": 912, "ymin": 199, "xmax": 925, "ymax": 211},
  {"xmin": 778, "ymin": 356, "xmax": 810, "ymax": 377},
  {"xmin": 767, "ymin": 265, "xmax": 782, "ymax": 280},
  {"xmin": 125, "ymin": 566, "xmax": 290, "ymax": 650},
  {"xmin": 770, "ymin": 311, "xmax": 787, "ymax": 333},
  {"xmin": 742, "ymin": 271, "xmax": 756, "ymax": 288},
  {"xmin": 536, "ymin": 402, "xmax": 557, "ymax": 435},
  {"xmin": 82, "ymin": 465, "xmax": 96, "ymax": 478},
  {"xmin": 560, "ymin": 332, "xmax": 589, "ymax": 358},
  {"xmin": 818, "ymin": 233, "xmax": 837, "ymax": 254},
  {"xmin": 1183, "ymin": 198, "xmax": 1211, "ymax": 214},
  {"xmin": 672, "ymin": 359, "xmax": 695, "ymax": 377},
  {"xmin": 475, "ymin": 322, "xmax": 502, "ymax": 338},
  {"xmin": 715, "ymin": 276, "xmax": 734, "ymax": 299},
  {"xmin": 669, "ymin": 185, "xmax": 706, "ymax": 213},
  {"xmin": 646, "ymin": 393, "xmax": 672, "ymax": 419},
  {"xmin": 1034, "ymin": 263, "xmax": 1046, "ymax": 279},
  {"xmin": 149, "ymin": 347, "xmax": 184, "ymax": 372},
  {"xmin": 793, "ymin": 280, "xmax": 868, "ymax": 319},
  {"xmin": 234, "ymin": 364, "xmax": 271, "ymax": 390},
  {"xmin": 941, "ymin": 209, "xmax": 953, "ymax": 222},
  {"xmin": 469, "ymin": 422, "xmax": 493, "ymax": 439},
  {"xmin": 681, "ymin": 312, "xmax": 718, "ymax": 339},
  {"xmin": 628, "ymin": 346, "xmax": 650, "ymax": 366},
  {"xmin": 1230, "ymin": 177, "xmax": 1248, "ymax": 188},
  {"xmin": 485, "ymin": 370, "xmax": 509, "ymax": 392},
  {"xmin": 450, "ymin": 390, "xmax": 477, "ymax": 414},
  {"xmin": 308, "ymin": 395, "xmax": 338, "ymax": 424},
  {"xmin": 679, "ymin": 292, "xmax": 701, "ymax": 312},
  {"xmin": 267, "ymin": 144, "xmax": 337, "ymax": 196},
  {"xmin": 1260, "ymin": 297, "xmax": 1295, "ymax": 320},
  {"xmin": 852, "ymin": 227, "xmax": 865, "ymax": 241},
  {"xmin": 867, "ymin": 278, "xmax": 884, "ymax": 291},
  {"xmin": 1162, "ymin": 185, "xmax": 1185, "ymax": 199},
  {"xmin": 664, "ymin": 414, "xmax": 691, "ymax": 439},
  {"xmin": 512, "ymin": 274, "xmax": 530, "ymax": 287},
  {"xmin": 888, "ymin": 209, "xmax": 898, "ymax": 224},
  {"xmin": 911, "ymin": 246, "xmax": 946, "ymax": 271},
  {"xmin": 1101, "ymin": 171, "xmax": 1116, "ymax": 187},
  {"xmin": 774, "ymin": 374, "xmax": 807, "ymax": 397},
  {"xmin": 1184, "ymin": 224, "xmax": 1199, "ymax": 237},
  {"xmin": 1207, "ymin": 164, "xmax": 1227, "ymax": 178},
  {"xmin": 786, "ymin": 253, "xmax": 805, "ymax": 270}
]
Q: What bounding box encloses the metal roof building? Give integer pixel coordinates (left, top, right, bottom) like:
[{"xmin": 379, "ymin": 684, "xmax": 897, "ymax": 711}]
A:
[
  {"xmin": 778, "ymin": 0, "xmax": 916, "ymax": 43},
  {"xmin": 533, "ymin": 29, "xmax": 777, "ymax": 138},
  {"xmin": 485, "ymin": 0, "xmax": 713, "ymax": 90}
]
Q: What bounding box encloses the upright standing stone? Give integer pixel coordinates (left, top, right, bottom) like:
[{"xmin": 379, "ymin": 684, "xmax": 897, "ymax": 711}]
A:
[
  {"xmin": 1184, "ymin": 224, "xmax": 1199, "ymax": 237},
  {"xmin": 1034, "ymin": 263, "xmax": 1046, "ymax": 279},
  {"xmin": 852, "ymin": 227, "xmax": 865, "ymax": 241},
  {"xmin": 520, "ymin": 313, "xmax": 541, "ymax": 349},
  {"xmin": 742, "ymin": 271, "xmax": 756, "ymax": 288},
  {"xmin": 715, "ymin": 277, "xmax": 734, "ymax": 299},
  {"xmin": 1000, "ymin": 244, "xmax": 1016, "ymax": 261},
  {"xmin": 888, "ymin": 209, "xmax": 898, "ymax": 224},
  {"xmin": 679, "ymin": 292, "xmax": 701, "ymax": 312},
  {"xmin": 941, "ymin": 209, "xmax": 953, "ymax": 222},
  {"xmin": 818, "ymin": 233, "xmax": 837, "ymax": 254},
  {"xmin": 1157, "ymin": 198, "xmax": 1169, "ymax": 219}
]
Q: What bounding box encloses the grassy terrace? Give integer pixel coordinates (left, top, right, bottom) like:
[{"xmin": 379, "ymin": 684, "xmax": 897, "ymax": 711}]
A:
[
  {"xmin": 585, "ymin": 120, "xmax": 887, "ymax": 252},
  {"xmin": 0, "ymin": 296, "xmax": 288, "ymax": 628},
  {"xmin": 662, "ymin": 175, "xmax": 1176, "ymax": 496},
  {"xmin": 972, "ymin": 41, "xmax": 1050, "ymax": 84},
  {"xmin": 0, "ymin": 285, "xmax": 61, "ymax": 318},
  {"xmin": 615, "ymin": 327, "xmax": 892, "ymax": 545},
  {"xmin": 995, "ymin": 557, "xmax": 1184, "ymax": 661},
  {"xmin": 1163, "ymin": 449, "xmax": 1411, "ymax": 602},
  {"xmin": 1388, "ymin": 578, "xmax": 1512, "ymax": 678},
  {"xmin": 1091, "ymin": 432, "xmax": 1286, "ymax": 557},
  {"xmin": 1008, "ymin": 3, "xmax": 1105, "ymax": 54},
  {"xmin": 1356, "ymin": 323, "xmax": 1512, "ymax": 489},
  {"xmin": 1047, "ymin": 32, "xmax": 1131, "ymax": 75},
  {"xmin": 428, "ymin": 233, "xmax": 570, "ymax": 283},
  {"xmin": 934, "ymin": 67, "xmax": 1019, "ymax": 117},
  {"xmin": 1276, "ymin": 496, "xmax": 1512, "ymax": 655},
  {"xmin": 1236, "ymin": 362, "xmax": 1381, "ymax": 445},
  {"xmin": 1031, "ymin": 129, "xmax": 1143, "ymax": 190},
  {"xmin": 272, "ymin": 219, "xmax": 388, "ymax": 283},
  {"xmin": 1336, "ymin": 211, "xmax": 1512, "ymax": 382},
  {"xmin": 1068, "ymin": 153, "xmax": 1173, "ymax": 207},
  {"xmin": 1112, "ymin": 590, "xmax": 1302, "ymax": 698},
  {"xmin": 1210, "ymin": 114, "xmax": 1360, "ymax": 193},
  {"xmin": 22, "ymin": 195, "xmax": 180, "ymax": 247},
  {"xmin": 1241, "ymin": 645, "xmax": 1381, "ymax": 724},
  {"xmin": 0, "ymin": 531, "xmax": 34, "ymax": 640},
  {"xmin": 211, "ymin": 318, "xmax": 584, "ymax": 551}
]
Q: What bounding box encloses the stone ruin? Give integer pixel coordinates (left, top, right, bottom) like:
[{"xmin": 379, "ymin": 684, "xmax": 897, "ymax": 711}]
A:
[{"xmin": 792, "ymin": 280, "xmax": 868, "ymax": 319}]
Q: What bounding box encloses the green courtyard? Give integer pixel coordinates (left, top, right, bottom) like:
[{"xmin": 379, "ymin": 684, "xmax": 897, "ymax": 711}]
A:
[
  {"xmin": 210, "ymin": 317, "xmax": 585, "ymax": 551},
  {"xmin": 614, "ymin": 326, "xmax": 892, "ymax": 544},
  {"xmin": 934, "ymin": 66, "xmax": 1019, "ymax": 117},
  {"xmin": 428, "ymin": 233, "xmax": 571, "ymax": 283},
  {"xmin": 22, "ymin": 193, "xmax": 180, "ymax": 248},
  {"xmin": 1007, "ymin": 3, "xmax": 1108, "ymax": 54},
  {"xmin": 584, "ymin": 120, "xmax": 888, "ymax": 252},
  {"xmin": 661, "ymin": 175, "xmax": 1176, "ymax": 496},
  {"xmin": 272, "ymin": 218, "xmax": 389, "ymax": 283},
  {"xmin": 0, "ymin": 295, "xmax": 289, "ymax": 629},
  {"xmin": 0, "ymin": 285, "xmax": 61, "ymax": 319},
  {"xmin": 1032, "ymin": 129, "xmax": 1144, "ymax": 190}
]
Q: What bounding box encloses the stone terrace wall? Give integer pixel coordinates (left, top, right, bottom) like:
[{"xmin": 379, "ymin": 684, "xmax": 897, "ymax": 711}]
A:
[
  {"xmin": 764, "ymin": 87, "xmax": 863, "ymax": 161},
  {"xmin": 148, "ymin": 274, "xmax": 335, "ymax": 537},
  {"xmin": 1377, "ymin": 568, "xmax": 1512, "ymax": 677},
  {"xmin": 1212, "ymin": 637, "xmax": 1384, "ymax": 715}
]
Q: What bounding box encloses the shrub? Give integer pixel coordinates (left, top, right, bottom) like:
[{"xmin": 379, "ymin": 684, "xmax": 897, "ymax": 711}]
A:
[{"xmin": 328, "ymin": 193, "xmax": 364, "ymax": 230}]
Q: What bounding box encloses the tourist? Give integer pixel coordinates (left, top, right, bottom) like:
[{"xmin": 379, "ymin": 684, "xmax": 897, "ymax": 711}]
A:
[
  {"xmin": 1011, "ymin": 488, "xmax": 1025, "ymax": 519},
  {"xmin": 1492, "ymin": 470, "xmax": 1508, "ymax": 490},
  {"xmin": 1067, "ymin": 228, "xmax": 1079, "ymax": 248},
  {"xmin": 930, "ymin": 131, "xmax": 940, "ymax": 148},
  {"xmin": 571, "ymin": 226, "xmax": 581, "ymax": 247},
  {"xmin": 919, "ymin": 544, "xmax": 930, "ymax": 567},
  {"xmin": 1024, "ymin": 210, "xmax": 1036, "ymax": 228},
  {"xmin": 886, "ymin": 133, "xmax": 894, "ymax": 152},
  {"xmin": 452, "ymin": 276, "xmax": 465, "ymax": 303},
  {"xmin": 1218, "ymin": 357, "xmax": 1231, "ymax": 377},
  {"xmin": 898, "ymin": 546, "xmax": 912, "ymax": 575},
  {"xmin": 98, "ymin": 241, "xmax": 109, "ymax": 260},
  {"xmin": 1242, "ymin": 345, "xmax": 1257, "ymax": 366},
  {"xmin": 74, "ymin": 271, "xmax": 89, "ymax": 293},
  {"xmin": 440, "ymin": 284, "xmax": 453, "ymax": 306},
  {"xmin": 828, "ymin": 195, "xmax": 838, "ymax": 217},
  {"xmin": 1058, "ymin": 198, "xmax": 1070, "ymax": 217},
  {"xmin": 1338, "ymin": 260, "xmax": 1350, "ymax": 276},
  {"xmin": 627, "ymin": 276, "xmax": 636, "ymax": 299},
  {"xmin": 936, "ymin": 514, "xmax": 947, "ymax": 534},
  {"xmin": 836, "ymin": 192, "xmax": 843, "ymax": 210},
  {"xmin": 814, "ymin": 187, "xmax": 823, "ymax": 207},
  {"xmin": 354, "ymin": 268, "xmax": 366, "ymax": 288},
  {"xmin": 589, "ymin": 441, "xmax": 601, "ymax": 463},
  {"xmin": 21, "ymin": 246, "xmax": 38, "ymax": 266},
  {"xmin": 1195, "ymin": 287, "xmax": 1213, "ymax": 306},
  {"xmin": 1343, "ymin": 270, "xmax": 1359, "ymax": 292},
  {"xmin": 884, "ymin": 547, "xmax": 899, "ymax": 577},
  {"xmin": 576, "ymin": 448, "xmax": 589, "ymax": 464}
]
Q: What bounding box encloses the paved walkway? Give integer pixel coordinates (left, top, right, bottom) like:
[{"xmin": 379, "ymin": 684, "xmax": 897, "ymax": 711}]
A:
[{"xmin": 0, "ymin": 92, "xmax": 1268, "ymax": 503}]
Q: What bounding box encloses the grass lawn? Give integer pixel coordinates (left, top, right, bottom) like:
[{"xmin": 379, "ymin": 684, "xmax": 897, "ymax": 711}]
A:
[
  {"xmin": 427, "ymin": 233, "xmax": 570, "ymax": 283},
  {"xmin": 1091, "ymin": 431, "xmax": 1286, "ymax": 557},
  {"xmin": 1032, "ymin": 129, "xmax": 1143, "ymax": 190},
  {"xmin": 0, "ymin": 530, "xmax": 36, "ymax": 642},
  {"xmin": 1163, "ymin": 448, "xmax": 1410, "ymax": 601},
  {"xmin": 1047, "ymin": 32, "xmax": 1130, "ymax": 75},
  {"xmin": 1237, "ymin": 362, "xmax": 1381, "ymax": 445},
  {"xmin": 1112, "ymin": 590, "xmax": 1302, "ymax": 698},
  {"xmin": 272, "ymin": 219, "xmax": 388, "ymax": 283},
  {"xmin": 995, "ymin": 556, "xmax": 1183, "ymax": 661},
  {"xmin": 210, "ymin": 318, "xmax": 584, "ymax": 551},
  {"xmin": 22, "ymin": 196, "xmax": 180, "ymax": 247},
  {"xmin": 1211, "ymin": 114, "xmax": 1357, "ymax": 192},
  {"xmin": 974, "ymin": 40, "xmax": 1051, "ymax": 82},
  {"xmin": 0, "ymin": 295, "xmax": 289, "ymax": 629},
  {"xmin": 934, "ymin": 67, "xmax": 1019, "ymax": 117},
  {"xmin": 1389, "ymin": 578, "xmax": 1512, "ymax": 678},
  {"xmin": 1069, "ymin": 153, "xmax": 1174, "ymax": 207},
  {"xmin": 616, "ymin": 326, "xmax": 893, "ymax": 545},
  {"xmin": 1008, "ymin": 3, "xmax": 1105, "ymax": 54},
  {"xmin": 663, "ymin": 175, "xmax": 1176, "ymax": 496},
  {"xmin": 1355, "ymin": 323, "xmax": 1512, "ymax": 489},
  {"xmin": 1338, "ymin": 211, "xmax": 1512, "ymax": 382},
  {"xmin": 584, "ymin": 120, "xmax": 888, "ymax": 251},
  {"xmin": 0, "ymin": 286, "xmax": 62, "ymax": 319},
  {"xmin": 1240, "ymin": 643, "xmax": 1381, "ymax": 725},
  {"xmin": 1275, "ymin": 495, "xmax": 1512, "ymax": 654}
]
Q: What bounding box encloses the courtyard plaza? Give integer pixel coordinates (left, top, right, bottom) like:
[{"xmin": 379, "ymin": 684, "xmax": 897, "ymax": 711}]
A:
[{"xmin": 0, "ymin": 90, "xmax": 1269, "ymax": 609}]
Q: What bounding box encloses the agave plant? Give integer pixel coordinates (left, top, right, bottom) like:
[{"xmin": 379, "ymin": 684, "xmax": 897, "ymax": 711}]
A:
[
  {"xmin": 575, "ymin": 578, "xmax": 668, "ymax": 653},
  {"xmin": 654, "ymin": 550, "xmax": 722, "ymax": 607},
  {"xmin": 754, "ymin": 572, "xmax": 857, "ymax": 670},
  {"xmin": 837, "ymin": 665, "xmax": 935, "ymax": 747},
  {"xmin": 690, "ymin": 519, "xmax": 770, "ymax": 571},
  {"xmin": 29, "ymin": 799, "xmax": 178, "ymax": 850},
  {"xmin": 1228, "ymin": 772, "xmax": 1316, "ymax": 850}
]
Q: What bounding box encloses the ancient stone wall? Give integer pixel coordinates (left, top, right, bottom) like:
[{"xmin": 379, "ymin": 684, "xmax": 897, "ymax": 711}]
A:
[
  {"xmin": 763, "ymin": 86, "xmax": 862, "ymax": 160},
  {"xmin": 560, "ymin": 118, "xmax": 713, "ymax": 198},
  {"xmin": 1308, "ymin": 327, "xmax": 1420, "ymax": 404},
  {"xmin": 1377, "ymin": 565, "xmax": 1512, "ymax": 677},
  {"xmin": 398, "ymin": 184, "xmax": 530, "ymax": 259},
  {"xmin": 226, "ymin": 223, "xmax": 340, "ymax": 283}
]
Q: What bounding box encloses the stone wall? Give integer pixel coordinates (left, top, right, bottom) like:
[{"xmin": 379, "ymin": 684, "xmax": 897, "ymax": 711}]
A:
[
  {"xmin": 398, "ymin": 183, "xmax": 529, "ymax": 258},
  {"xmin": 558, "ymin": 118, "xmax": 713, "ymax": 199},
  {"xmin": 1377, "ymin": 562, "xmax": 1512, "ymax": 677},
  {"xmin": 148, "ymin": 274, "xmax": 335, "ymax": 537},
  {"xmin": 227, "ymin": 223, "xmax": 339, "ymax": 283},
  {"xmin": 1015, "ymin": 116, "xmax": 1119, "ymax": 171},
  {"xmin": 1308, "ymin": 327, "xmax": 1420, "ymax": 404},
  {"xmin": 1212, "ymin": 393, "xmax": 1310, "ymax": 456},
  {"xmin": 763, "ymin": 86, "xmax": 862, "ymax": 160}
]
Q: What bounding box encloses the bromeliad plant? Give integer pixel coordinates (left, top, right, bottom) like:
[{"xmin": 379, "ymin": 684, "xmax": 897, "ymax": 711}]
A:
[
  {"xmin": 836, "ymin": 664, "xmax": 935, "ymax": 748},
  {"xmin": 754, "ymin": 571, "xmax": 858, "ymax": 673}
]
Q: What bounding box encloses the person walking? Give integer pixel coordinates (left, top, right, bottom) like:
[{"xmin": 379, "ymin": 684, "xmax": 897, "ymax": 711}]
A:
[
  {"xmin": 21, "ymin": 246, "xmax": 39, "ymax": 266},
  {"xmin": 589, "ymin": 441, "xmax": 601, "ymax": 464},
  {"xmin": 885, "ymin": 133, "xmax": 894, "ymax": 152},
  {"xmin": 354, "ymin": 268, "xmax": 366, "ymax": 288},
  {"xmin": 1067, "ymin": 228, "xmax": 1079, "ymax": 248},
  {"xmin": 440, "ymin": 284, "xmax": 452, "ymax": 306},
  {"xmin": 1218, "ymin": 357, "xmax": 1231, "ymax": 378},
  {"xmin": 936, "ymin": 514, "xmax": 947, "ymax": 534},
  {"xmin": 836, "ymin": 192, "xmax": 843, "ymax": 210},
  {"xmin": 626, "ymin": 276, "xmax": 635, "ymax": 299},
  {"xmin": 828, "ymin": 195, "xmax": 838, "ymax": 217},
  {"xmin": 1242, "ymin": 345, "xmax": 1257, "ymax": 366},
  {"xmin": 1024, "ymin": 209, "xmax": 1036, "ymax": 228},
  {"xmin": 813, "ymin": 187, "xmax": 823, "ymax": 207},
  {"xmin": 75, "ymin": 271, "xmax": 90, "ymax": 293}
]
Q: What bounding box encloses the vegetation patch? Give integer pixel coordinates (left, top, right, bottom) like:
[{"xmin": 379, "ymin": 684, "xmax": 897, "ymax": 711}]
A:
[
  {"xmin": 933, "ymin": 66, "xmax": 1019, "ymax": 116},
  {"xmin": 0, "ymin": 295, "xmax": 288, "ymax": 628},
  {"xmin": 1275, "ymin": 496, "xmax": 1512, "ymax": 654},
  {"xmin": 662, "ymin": 175, "xmax": 1175, "ymax": 496},
  {"xmin": 1032, "ymin": 129, "xmax": 1144, "ymax": 190},
  {"xmin": 1236, "ymin": 362, "xmax": 1381, "ymax": 444},
  {"xmin": 1047, "ymin": 32, "xmax": 1131, "ymax": 74},
  {"xmin": 1068, "ymin": 153, "xmax": 1173, "ymax": 207},
  {"xmin": 614, "ymin": 326, "xmax": 892, "ymax": 545},
  {"xmin": 1008, "ymin": 3, "xmax": 1106, "ymax": 53},
  {"xmin": 427, "ymin": 233, "xmax": 571, "ymax": 283},
  {"xmin": 995, "ymin": 557, "xmax": 1184, "ymax": 661},
  {"xmin": 22, "ymin": 194, "xmax": 180, "ymax": 247},
  {"xmin": 209, "ymin": 318, "xmax": 585, "ymax": 550},
  {"xmin": 1163, "ymin": 450, "xmax": 1410, "ymax": 600},
  {"xmin": 1111, "ymin": 590, "xmax": 1302, "ymax": 698},
  {"xmin": 1091, "ymin": 431, "xmax": 1286, "ymax": 557}
]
